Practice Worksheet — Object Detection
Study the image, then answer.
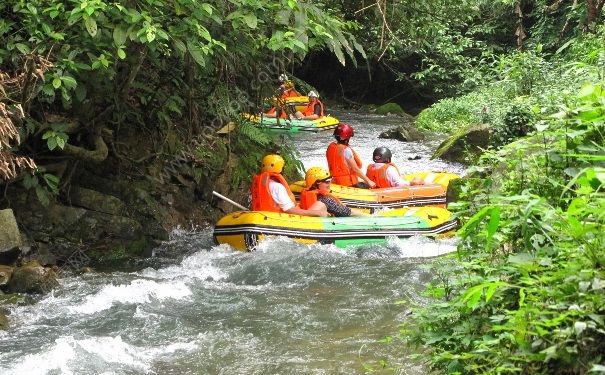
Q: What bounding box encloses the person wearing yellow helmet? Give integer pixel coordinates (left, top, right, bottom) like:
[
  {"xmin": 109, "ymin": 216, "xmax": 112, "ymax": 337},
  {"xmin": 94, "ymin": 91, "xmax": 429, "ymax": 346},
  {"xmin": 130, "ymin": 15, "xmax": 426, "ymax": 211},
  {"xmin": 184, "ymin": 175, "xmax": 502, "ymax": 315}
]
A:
[
  {"xmin": 293, "ymin": 90, "xmax": 324, "ymax": 120},
  {"xmin": 251, "ymin": 155, "xmax": 328, "ymax": 216},
  {"xmin": 299, "ymin": 167, "xmax": 368, "ymax": 217}
]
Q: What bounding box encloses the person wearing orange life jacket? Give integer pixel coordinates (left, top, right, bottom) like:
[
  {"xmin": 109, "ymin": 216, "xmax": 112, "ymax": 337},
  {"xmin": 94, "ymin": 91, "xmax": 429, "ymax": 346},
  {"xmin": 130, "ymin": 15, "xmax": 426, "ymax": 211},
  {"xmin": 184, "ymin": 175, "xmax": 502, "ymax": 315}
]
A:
[
  {"xmin": 299, "ymin": 167, "xmax": 368, "ymax": 217},
  {"xmin": 293, "ymin": 91, "xmax": 324, "ymax": 120},
  {"xmin": 265, "ymin": 74, "xmax": 301, "ymax": 118},
  {"xmin": 366, "ymin": 147, "xmax": 425, "ymax": 188},
  {"xmin": 251, "ymin": 154, "xmax": 328, "ymax": 216},
  {"xmin": 326, "ymin": 123, "xmax": 376, "ymax": 189}
]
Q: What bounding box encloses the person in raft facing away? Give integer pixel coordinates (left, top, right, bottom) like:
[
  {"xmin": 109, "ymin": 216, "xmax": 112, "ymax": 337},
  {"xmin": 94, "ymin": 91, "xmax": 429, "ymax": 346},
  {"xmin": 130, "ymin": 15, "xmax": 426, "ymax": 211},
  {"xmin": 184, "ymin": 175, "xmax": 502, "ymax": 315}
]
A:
[
  {"xmin": 265, "ymin": 74, "xmax": 301, "ymax": 118},
  {"xmin": 366, "ymin": 147, "xmax": 425, "ymax": 188},
  {"xmin": 326, "ymin": 123, "xmax": 376, "ymax": 189},
  {"xmin": 292, "ymin": 90, "xmax": 323, "ymax": 120},
  {"xmin": 299, "ymin": 167, "xmax": 368, "ymax": 217},
  {"xmin": 251, "ymin": 154, "xmax": 328, "ymax": 216}
]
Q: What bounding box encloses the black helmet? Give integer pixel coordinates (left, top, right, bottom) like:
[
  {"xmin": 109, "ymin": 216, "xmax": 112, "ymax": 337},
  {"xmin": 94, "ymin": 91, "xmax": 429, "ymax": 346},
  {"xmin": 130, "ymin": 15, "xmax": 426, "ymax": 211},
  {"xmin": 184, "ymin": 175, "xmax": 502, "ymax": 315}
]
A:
[{"xmin": 373, "ymin": 147, "xmax": 392, "ymax": 163}]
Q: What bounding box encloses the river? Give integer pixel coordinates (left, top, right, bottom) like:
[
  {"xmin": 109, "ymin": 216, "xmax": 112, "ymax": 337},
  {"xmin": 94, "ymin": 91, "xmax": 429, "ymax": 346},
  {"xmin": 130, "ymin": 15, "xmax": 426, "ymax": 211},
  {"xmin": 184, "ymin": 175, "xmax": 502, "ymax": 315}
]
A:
[{"xmin": 0, "ymin": 109, "xmax": 465, "ymax": 374}]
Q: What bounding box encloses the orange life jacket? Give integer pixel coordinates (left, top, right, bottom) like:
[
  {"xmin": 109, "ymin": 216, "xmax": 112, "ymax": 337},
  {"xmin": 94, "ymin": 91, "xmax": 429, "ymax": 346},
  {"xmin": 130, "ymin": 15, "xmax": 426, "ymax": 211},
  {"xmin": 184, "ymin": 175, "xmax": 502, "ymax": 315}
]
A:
[
  {"xmin": 326, "ymin": 142, "xmax": 362, "ymax": 186},
  {"xmin": 299, "ymin": 188, "xmax": 342, "ymax": 210},
  {"xmin": 302, "ymin": 99, "xmax": 324, "ymax": 117},
  {"xmin": 280, "ymin": 81, "xmax": 301, "ymax": 97},
  {"xmin": 251, "ymin": 172, "xmax": 296, "ymax": 212},
  {"xmin": 282, "ymin": 88, "xmax": 301, "ymax": 97},
  {"xmin": 265, "ymin": 107, "xmax": 288, "ymax": 119},
  {"xmin": 366, "ymin": 163, "xmax": 400, "ymax": 188}
]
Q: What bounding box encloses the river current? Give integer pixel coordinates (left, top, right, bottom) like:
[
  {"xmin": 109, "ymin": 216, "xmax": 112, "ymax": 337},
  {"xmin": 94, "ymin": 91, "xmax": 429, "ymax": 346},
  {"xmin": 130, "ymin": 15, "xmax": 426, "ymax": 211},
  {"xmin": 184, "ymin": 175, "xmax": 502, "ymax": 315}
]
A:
[{"xmin": 0, "ymin": 109, "xmax": 464, "ymax": 374}]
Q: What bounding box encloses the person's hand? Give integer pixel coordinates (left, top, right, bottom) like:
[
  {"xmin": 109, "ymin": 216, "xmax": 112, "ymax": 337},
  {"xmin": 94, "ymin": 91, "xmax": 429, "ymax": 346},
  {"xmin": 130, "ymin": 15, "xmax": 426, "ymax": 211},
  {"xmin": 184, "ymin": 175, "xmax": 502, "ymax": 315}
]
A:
[{"xmin": 367, "ymin": 179, "xmax": 377, "ymax": 188}]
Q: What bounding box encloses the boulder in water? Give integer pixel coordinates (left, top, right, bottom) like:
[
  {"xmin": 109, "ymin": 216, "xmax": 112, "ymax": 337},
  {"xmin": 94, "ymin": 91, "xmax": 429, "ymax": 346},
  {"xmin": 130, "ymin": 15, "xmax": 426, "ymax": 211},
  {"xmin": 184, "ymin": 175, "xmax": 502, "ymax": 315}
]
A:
[
  {"xmin": 379, "ymin": 123, "xmax": 424, "ymax": 142},
  {"xmin": 7, "ymin": 261, "xmax": 59, "ymax": 294}
]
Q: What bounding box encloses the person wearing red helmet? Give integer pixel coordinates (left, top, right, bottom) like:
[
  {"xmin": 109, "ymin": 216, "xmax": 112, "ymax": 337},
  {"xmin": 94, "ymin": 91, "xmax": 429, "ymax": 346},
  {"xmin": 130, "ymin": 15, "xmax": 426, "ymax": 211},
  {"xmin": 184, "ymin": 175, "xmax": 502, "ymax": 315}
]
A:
[{"xmin": 326, "ymin": 123, "xmax": 376, "ymax": 188}]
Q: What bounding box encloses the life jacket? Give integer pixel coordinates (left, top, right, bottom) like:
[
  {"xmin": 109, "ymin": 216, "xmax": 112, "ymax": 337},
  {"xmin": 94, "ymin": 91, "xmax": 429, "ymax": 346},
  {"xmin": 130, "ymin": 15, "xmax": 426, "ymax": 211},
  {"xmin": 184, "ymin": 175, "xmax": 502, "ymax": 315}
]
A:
[
  {"xmin": 366, "ymin": 163, "xmax": 400, "ymax": 188},
  {"xmin": 302, "ymin": 99, "xmax": 324, "ymax": 117},
  {"xmin": 265, "ymin": 107, "xmax": 288, "ymax": 119},
  {"xmin": 326, "ymin": 142, "xmax": 362, "ymax": 186},
  {"xmin": 299, "ymin": 187, "xmax": 342, "ymax": 210},
  {"xmin": 280, "ymin": 82, "xmax": 301, "ymax": 97},
  {"xmin": 251, "ymin": 172, "xmax": 296, "ymax": 212}
]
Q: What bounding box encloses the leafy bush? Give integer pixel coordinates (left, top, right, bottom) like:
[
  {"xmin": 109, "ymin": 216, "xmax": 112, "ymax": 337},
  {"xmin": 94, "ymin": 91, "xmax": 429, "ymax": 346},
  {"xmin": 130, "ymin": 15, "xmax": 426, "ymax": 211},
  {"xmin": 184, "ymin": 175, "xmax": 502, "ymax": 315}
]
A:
[{"xmin": 403, "ymin": 83, "xmax": 605, "ymax": 373}]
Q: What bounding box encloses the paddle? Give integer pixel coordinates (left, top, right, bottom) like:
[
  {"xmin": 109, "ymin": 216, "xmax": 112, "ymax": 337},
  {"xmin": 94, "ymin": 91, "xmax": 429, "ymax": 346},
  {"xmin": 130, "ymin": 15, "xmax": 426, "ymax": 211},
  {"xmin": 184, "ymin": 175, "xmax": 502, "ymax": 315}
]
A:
[{"xmin": 212, "ymin": 191, "xmax": 249, "ymax": 211}]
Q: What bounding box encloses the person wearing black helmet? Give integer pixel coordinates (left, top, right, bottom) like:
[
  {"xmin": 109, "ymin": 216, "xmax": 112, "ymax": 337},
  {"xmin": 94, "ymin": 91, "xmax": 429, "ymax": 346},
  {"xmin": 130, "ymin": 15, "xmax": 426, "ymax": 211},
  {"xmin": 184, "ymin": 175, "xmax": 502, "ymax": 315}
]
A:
[
  {"xmin": 326, "ymin": 123, "xmax": 376, "ymax": 189},
  {"xmin": 366, "ymin": 147, "xmax": 424, "ymax": 188}
]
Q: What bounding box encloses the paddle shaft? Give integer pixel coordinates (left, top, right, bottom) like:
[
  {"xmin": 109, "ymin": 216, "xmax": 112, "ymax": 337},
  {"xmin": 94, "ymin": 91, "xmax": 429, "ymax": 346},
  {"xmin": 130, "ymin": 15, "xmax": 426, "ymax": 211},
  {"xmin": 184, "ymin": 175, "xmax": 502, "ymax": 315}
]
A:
[{"xmin": 212, "ymin": 191, "xmax": 249, "ymax": 211}]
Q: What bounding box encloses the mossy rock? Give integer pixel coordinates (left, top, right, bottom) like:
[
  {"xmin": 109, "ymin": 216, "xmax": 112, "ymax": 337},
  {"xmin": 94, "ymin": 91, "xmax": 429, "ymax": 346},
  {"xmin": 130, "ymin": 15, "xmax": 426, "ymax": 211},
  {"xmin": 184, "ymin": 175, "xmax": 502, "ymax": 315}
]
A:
[
  {"xmin": 375, "ymin": 103, "xmax": 406, "ymax": 116},
  {"xmin": 432, "ymin": 123, "xmax": 490, "ymax": 164}
]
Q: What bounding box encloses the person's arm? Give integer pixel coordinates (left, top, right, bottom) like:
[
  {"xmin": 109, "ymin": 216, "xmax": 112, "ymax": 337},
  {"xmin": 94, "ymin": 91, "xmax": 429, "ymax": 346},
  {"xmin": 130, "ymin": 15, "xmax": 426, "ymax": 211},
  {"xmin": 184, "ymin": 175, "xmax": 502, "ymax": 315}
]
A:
[
  {"xmin": 387, "ymin": 166, "xmax": 410, "ymax": 187},
  {"xmin": 346, "ymin": 157, "xmax": 376, "ymax": 188}
]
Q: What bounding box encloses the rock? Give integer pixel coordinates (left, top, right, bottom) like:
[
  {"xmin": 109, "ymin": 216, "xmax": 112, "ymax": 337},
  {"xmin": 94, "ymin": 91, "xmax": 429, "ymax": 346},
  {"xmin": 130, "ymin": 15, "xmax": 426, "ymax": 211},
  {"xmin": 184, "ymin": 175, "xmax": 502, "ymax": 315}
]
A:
[
  {"xmin": 375, "ymin": 103, "xmax": 406, "ymax": 116},
  {"xmin": 432, "ymin": 124, "xmax": 490, "ymax": 163},
  {"xmin": 7, "ymin": 261, "xmax": 59, "ymax": 294},
  {"xmin": 0, "ymin": 310, "xmax": 7, "ymax": 330},
  {"xmin": 0, "ymin": 265, "xmax": 13, "ymax": 287},
  {"xmin": 379, "ymin": 123, "xmax": 425, "ymax": 142},
  {"xmin": 0, "ymin": 209, "xmax": 22, "ymax": 264},
  {"xmin": 69, "ymin": 186, "xmax": 126, "ymax": 216}
]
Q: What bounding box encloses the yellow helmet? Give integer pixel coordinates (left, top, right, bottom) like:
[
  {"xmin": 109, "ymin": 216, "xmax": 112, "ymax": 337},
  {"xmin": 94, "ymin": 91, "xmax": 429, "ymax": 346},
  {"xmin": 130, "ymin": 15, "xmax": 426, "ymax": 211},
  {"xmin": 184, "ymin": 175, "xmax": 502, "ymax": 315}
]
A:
[
  {"xmin": 305, "ymin": 167, "xmax": 330, "ymax": 188},
  {"xmin": 261, "ymin": 154, "xmax": 285, "ymax": 173}
]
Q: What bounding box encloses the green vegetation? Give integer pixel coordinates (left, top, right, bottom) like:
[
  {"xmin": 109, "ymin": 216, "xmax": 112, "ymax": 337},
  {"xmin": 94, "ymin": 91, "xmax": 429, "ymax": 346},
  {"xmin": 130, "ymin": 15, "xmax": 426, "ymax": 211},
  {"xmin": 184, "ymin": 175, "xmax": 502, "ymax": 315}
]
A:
[
  {"xmin": 0, "ymin": 0, "xmax": 362, "ymax": 201},
  {"xmin": 385, "ymin": 12, "xmax": 605, "ymax": 375}
]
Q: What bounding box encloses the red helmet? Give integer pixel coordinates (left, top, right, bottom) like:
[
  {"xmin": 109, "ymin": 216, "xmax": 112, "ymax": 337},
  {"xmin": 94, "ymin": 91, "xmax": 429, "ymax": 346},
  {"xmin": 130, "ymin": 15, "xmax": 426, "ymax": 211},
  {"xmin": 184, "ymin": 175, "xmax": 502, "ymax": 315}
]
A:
[{"xmin": 334, "ymin": 123, "xmax": 354, "ymax": 141}]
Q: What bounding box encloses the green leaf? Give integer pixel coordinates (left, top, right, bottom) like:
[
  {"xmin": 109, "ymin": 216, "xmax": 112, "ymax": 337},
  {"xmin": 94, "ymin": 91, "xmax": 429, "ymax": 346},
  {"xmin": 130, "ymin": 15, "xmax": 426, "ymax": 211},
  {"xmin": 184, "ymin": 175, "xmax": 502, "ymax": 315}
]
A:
[
  {"xmin": 117, "ymin": 48, "xmax": 126, "ymax": 59},
  {"xmin": 85, "ymin": 17, "xmax": 98, "ymax": 37},
  {"xmin": 42, "ymin": 84, "xmax": 55, "ymax": 96},
  {"xmin": 201, "ymin": 3, "xmax": 213, "ymax": 15},
  {"xmin": 15, "ymin": 43, "xmax": 31, "ymax": 54},
  {"xmin": 589, "ymin": 364, "xmax": 605, "ymax": 373},
  {"xmin": 61, "ymin": 76, "xmax": 77, "ymax": 89},
  {"xmin": 35, "ymin": 186, "xmax": 50, "ymax": 207},
  {"xmin": 47, "ymin": 137, "xmax": 58, "ymax": 151},
  {"xmin": 52, "ymin": 78, "xmax": 62, "ymax": 89},
  {"xmin": 187, "ymin": 40, "xmax": 207, "ymax": 67},
  {"xmin": 243, "ymin": 13, "xmax": 258, "ymax": 29},
  {"xmin": 113, "ymin": 26, "xmax": 127, "ymax": 46}
]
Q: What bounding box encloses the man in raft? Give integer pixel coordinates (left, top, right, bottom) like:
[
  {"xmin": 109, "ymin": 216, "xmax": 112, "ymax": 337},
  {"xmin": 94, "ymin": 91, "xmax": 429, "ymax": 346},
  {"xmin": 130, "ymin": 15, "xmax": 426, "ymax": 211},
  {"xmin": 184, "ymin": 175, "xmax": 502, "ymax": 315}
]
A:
[
  {"xmin": 326, "ymin": 123, "xmax": 376, "ymax": 189},
  {"xmin": 299, "ymin": 167, "xmax": 368, "ymax": 217},
  {"xmin": 251, "ymin": 154, "xmax": 327, "ymax": 216},
  {"xmin": 292, "ymin": 90, "xmax": 323, "ymax": 120},
  {"xmin": 366, "ymin": 147, "xmax": 424, "ymax": 188},
  {"xmin": 265, "ymin": 74, "xmax": 301, "ymax": 118}
]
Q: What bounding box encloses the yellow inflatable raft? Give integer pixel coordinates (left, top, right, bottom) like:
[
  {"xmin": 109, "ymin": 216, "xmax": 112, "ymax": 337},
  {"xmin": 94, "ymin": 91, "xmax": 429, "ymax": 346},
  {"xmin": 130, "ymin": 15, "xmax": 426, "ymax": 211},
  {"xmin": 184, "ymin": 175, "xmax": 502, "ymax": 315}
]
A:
[
  {"xmin": 290, "ymin": 172, "xmax": 459, "ymax": 213},
  {"xmin": 213, "ymin": 206, "xmax": 457, "ymax": 251}
]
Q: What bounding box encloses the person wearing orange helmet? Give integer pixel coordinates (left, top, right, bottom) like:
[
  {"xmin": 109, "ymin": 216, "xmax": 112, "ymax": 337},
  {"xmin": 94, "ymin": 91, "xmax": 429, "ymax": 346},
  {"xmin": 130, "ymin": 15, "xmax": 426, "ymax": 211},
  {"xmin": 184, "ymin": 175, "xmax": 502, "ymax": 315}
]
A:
[
  {"xmin": 251, "ymin": 154, "xmax": 327, "ymax": 216},
  {"xmin": 299, "ymin": 167, "xmax": 368, "ymax": 217},
  {"xmin": 326, "ymin": 123, "xmax": 376, "ymax": 189}
]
